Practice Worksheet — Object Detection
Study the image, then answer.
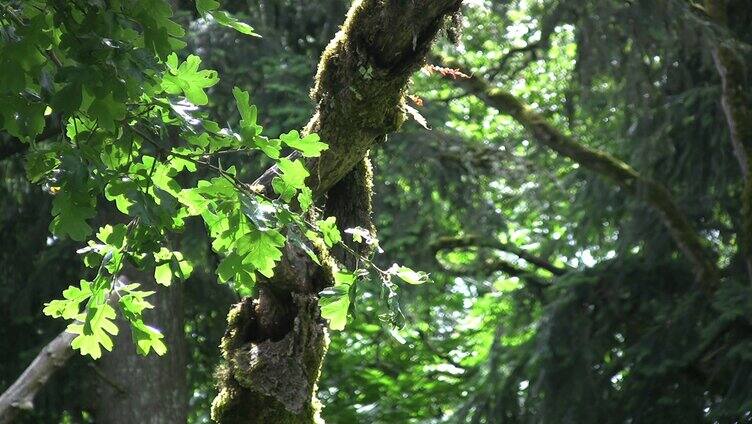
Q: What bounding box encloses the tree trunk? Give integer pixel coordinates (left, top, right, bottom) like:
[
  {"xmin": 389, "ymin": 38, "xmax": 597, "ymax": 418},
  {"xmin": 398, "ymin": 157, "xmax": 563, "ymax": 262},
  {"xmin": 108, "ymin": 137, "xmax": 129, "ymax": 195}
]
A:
[
  {"xmin": 703, "ymin": 0, "xmax": 752, "ymax": 283},
  {"xmin": 90, "ymin": 0, "xmax": 189, "ymax": 402},
  {"xmin": 210, "ymin": 1, "xmax": 463, "ymax": 423},
  {"xmin": 90, "ymin": 270, "xmax": 188, "ymax": 424}
]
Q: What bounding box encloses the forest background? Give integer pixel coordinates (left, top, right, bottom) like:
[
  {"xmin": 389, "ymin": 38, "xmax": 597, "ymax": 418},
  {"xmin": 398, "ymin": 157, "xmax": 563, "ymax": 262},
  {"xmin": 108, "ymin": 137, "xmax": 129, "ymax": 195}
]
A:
[{"xmin": 2, "ymin": 0, "xmax": 752, "ymax": 423}]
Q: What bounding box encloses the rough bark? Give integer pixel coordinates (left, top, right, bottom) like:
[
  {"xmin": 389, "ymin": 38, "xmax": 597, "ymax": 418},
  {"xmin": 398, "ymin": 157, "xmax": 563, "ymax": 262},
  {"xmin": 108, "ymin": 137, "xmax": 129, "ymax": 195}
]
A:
[
  {"xmin": 91, "ymin": 270, "xmax": 188, "ymax": 424},
  {"xmin": 703, "ymin": 0, "xmax": 752, "ymax": 283},
  {"xmin": 324, "ymin": 156, "xmax": 376, "ymax": 268},
  {"xmin": 441, "ymin": 57, "xmax": 719, "ymax": 290},
  {"xmin": 211, "ymin": 1, "xmax": 463, "ymax": 423}
]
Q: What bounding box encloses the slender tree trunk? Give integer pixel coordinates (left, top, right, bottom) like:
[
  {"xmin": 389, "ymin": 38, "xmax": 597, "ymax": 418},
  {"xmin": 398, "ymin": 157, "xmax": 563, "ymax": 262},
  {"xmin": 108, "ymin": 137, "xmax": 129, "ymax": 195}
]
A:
[
  {"xmin": 90, "ymin": 270, "xmax": 188, "ymax": 424},
  {"xmin": 211, "ymin": 1, "xmax": 463, "ymax": 422}
]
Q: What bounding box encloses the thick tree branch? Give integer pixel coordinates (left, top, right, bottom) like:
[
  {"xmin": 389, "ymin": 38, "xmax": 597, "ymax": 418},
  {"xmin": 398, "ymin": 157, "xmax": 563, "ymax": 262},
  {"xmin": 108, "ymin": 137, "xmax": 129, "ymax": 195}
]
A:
[
  {"xmin": 432, "ymin": 235, "xmax": 567, "ymax": 276},
  {"xmin": 0, "ymin": 331, "xmax": 75, "ymax": 424},
  {"xmin": 0, "ymin": 285, "xmax": 120, "ymax": 424},
  {"xmin": 439, "ymin": 56, "xmax": 719, "ymax": 290},
  {"xmin": 252, "ymin": 1, "xmax": 462, "ymax": 199},
  {"xmin": 211, "ymin": 2, "xmax": 463, "ymax": 423}
]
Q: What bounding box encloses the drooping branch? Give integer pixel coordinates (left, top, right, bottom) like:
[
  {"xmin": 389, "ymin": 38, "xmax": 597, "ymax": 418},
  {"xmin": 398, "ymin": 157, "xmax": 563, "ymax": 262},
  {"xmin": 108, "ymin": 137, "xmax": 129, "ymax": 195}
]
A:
[
  {"xmin": 0, "ymin": 331, "xmax": 75, "ymax": 424},
  {"xmin": 431, "ymin": 235, "xmax": 567, "ymax": 276},
  {"xmin": 0, "ymin": 285, "xmax": 121, "ymax": 424},
  {"xmin": 431, "ymin": 236, "xmax": 553, "ymax": 301},
  {"xmin": 434, "ymin": 254, "xmax": 550, "ymax": 301},
  {"xmin": 702, "ymin": 0, "xmax": 752, "ymax": 282},
  {"xmin": 439, "ymin": 56, "xmax": 719, "ymax": 290}
]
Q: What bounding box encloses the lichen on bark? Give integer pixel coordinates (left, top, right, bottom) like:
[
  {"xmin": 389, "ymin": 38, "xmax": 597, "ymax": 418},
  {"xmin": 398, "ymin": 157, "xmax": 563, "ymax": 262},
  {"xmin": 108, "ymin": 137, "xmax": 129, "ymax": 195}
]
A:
[
  {"xmin": 211, "ymin": 295, "xmax": 329, "ymax": 424},
  {"xmin": 211, "ymin": 0, "xmax": 463, "ymax": 422},
  {"xmin": 324, "ymin": 155, "xmax": 376, "ymax": 268}
]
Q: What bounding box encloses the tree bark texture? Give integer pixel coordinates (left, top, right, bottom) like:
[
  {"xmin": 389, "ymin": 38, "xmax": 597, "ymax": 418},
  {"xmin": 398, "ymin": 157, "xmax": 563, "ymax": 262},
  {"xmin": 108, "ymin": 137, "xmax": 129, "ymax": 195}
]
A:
[
  {"xmin": 211, "ymin": 1, "xmax": 463, "ymax": 423},
  {"xmin": 91, "ymin": 270, "xmax": 188, "ymax": 424}
]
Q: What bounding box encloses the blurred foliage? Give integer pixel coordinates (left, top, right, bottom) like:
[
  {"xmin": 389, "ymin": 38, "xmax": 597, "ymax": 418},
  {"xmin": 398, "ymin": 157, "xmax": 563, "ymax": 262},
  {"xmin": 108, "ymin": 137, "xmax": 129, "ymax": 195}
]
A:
[{"xmin": 3, "ymin": 0, "xmax": 752, "ymax": 423}]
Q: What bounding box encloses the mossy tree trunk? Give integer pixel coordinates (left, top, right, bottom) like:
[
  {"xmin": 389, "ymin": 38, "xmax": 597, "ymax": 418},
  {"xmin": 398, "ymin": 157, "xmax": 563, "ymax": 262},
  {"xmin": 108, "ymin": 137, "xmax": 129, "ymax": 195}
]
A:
[{"xmin": 210, "ymin": 1, "xmax": 463, "ymax": 423}]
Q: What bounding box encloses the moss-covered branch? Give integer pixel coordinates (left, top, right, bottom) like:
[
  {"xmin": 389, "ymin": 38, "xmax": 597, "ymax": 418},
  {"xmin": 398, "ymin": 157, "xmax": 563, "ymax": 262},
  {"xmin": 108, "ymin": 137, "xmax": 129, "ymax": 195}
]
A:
[
  {"xmin": 253, "ymin": 0, "xmax": 463, "ymax": 199},
  {"xmin": 431, "ymin": 235, "xmax": 567, "ymax": 276},
  {"xmin": 212, "ymin": 1, "xmax": 463, "ymax": 422},
  {"xmin": 439, "ymin": 56, "xmax": 719, "ymax": 290}
]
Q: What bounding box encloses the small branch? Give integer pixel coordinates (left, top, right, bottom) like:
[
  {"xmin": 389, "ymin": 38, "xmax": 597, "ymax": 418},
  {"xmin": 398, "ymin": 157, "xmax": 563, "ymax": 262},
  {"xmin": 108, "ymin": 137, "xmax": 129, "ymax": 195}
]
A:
[{"xmin": 484, "ymin": 2, "xmax": 564, "ymax": 82}]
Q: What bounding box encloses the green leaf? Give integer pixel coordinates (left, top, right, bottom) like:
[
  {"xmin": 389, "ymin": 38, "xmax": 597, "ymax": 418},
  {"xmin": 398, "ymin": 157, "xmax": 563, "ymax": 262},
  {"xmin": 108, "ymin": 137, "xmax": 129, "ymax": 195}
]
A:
[
  {"xmin": 298, "ymin": 186, "xmax": 313, "ymax": 212},
  {"xmin": 162, "ymin": 54, "xmax": 219, "ymax": 106},
  {"xmin": 51, "ymin": 81, "xmax": 83, "ymax": 116},
  {"xmin": 0, "ymin": 95, "xmax": 46, "ymax": 141},
  {"xmin": 254, "ymin": 136, "xmax": 281, "ymax": 159},
  {"xmin": 25, "ymin": 148, "xmax": 60, "ymax": 183},
  {"xmin": 155, "ymin": 263, "xmax": 172, "ymax": 286},
  {"xmin": 119, "ymin": 288, "xmax": 155, "ymax": 317},
  {"xmin": 317, "ymin": 217, "xmax": 342, "ymax": 247},
  {"xmin": 238, "ymin": 229, "xmax": 286, "ymax": 278},
  {"xmin": 67, "ymin": 303, "xmax": 119, "ymax": 359},
  {"xmin": 319, "ymin": 271, "xmax": 357, "ymax": 331},
  {"xmin": 388, "ymin": 264, "xmax": 430, "ymax": 285},
  {"xmin": 319, "ymin": 284, "xmax": 351, "ymax": 331},
  {"xmin": 43, "ymin": 280, "xmax": 93, "ymax": 320},
  {"xmin": 177, "ymin": 188, "xmax": 211, "ymax": 216},
  {"xmin": 153, "ymin": 248, "xmax": 193, "ymax": 286},
  {"xmin": 212, "ymin": 11, "xmax": 259, "ymax": 37},
  {"xmin": 131, "ymin": 321, "xmax": 168, "ymax": 356},
  {"xmin": 196, "ymin": 0, "xmax": 219, "ymax": 13},
  {"xmin": 232, "ymin": 87, "xmax": 257, "ymax": 125},
  {"xmin": 279, "ymin": 130, "xmax": 328, "ymax": 157},
  {"xmin": 88, "ymin": 93, "xmax": 126, "ymax": 131},
  {"xmin": 173, "ymin": 251, "xmax": 194, "ymax": 279},
  {"xmin": 50, "ymin": 189, "xmax": 96, "ymax": 241},
  {"xmin": 272, "ymin": 158, "xmax": 309, "ymax": 202},
  {"xmin": 96, "ymin": 224, "xmax": 128, "ymax": 249},
  {"xmin": 217, "ymin": 252, "xmax": 257, "ymax": 290}
]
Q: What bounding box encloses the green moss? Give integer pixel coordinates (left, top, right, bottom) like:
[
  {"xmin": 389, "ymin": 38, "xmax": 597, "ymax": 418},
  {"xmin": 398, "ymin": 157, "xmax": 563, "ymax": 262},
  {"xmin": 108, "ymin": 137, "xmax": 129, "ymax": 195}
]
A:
[
  {"xmin": 212, "ymin": 295, "xmax": 330, "ymax": 424},
  {"xmin": 210, "ymin": 0, "xmax": 460, "ymax": 421}
]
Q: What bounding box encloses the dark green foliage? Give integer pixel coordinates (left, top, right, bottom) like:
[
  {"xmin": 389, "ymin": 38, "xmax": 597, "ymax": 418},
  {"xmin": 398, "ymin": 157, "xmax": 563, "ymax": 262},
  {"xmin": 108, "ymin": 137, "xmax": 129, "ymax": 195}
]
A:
[{"xmin": 3, "ymin": 0, "xmax": 752, "ymax": 423}]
